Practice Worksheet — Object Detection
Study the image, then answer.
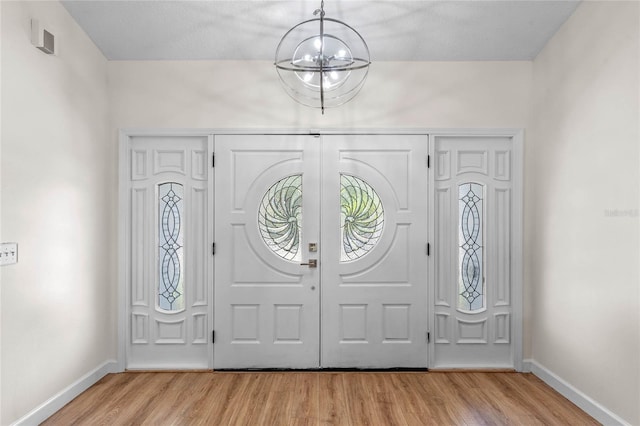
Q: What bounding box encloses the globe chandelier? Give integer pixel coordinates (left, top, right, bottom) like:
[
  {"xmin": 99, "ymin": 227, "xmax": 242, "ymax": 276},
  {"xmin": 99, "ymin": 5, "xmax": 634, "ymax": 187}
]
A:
[{"xmin": 274, "ymin": 0, "xmax": 371, "ymax": 114}]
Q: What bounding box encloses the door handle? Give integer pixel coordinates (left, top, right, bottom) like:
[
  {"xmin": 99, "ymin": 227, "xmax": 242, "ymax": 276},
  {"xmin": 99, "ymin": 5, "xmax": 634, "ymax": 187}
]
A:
[{"xmin": 300, "ymin": 259, "xmax": 317, "ymax": 268}]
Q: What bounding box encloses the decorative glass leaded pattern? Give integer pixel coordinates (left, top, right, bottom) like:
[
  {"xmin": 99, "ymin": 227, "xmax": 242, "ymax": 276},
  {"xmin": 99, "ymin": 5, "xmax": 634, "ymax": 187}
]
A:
[
  {"xmin": 258, "ymin": 174, "xmax": 303, "ymax": 261},
  {"xmin": 158, "ymin": 182, "xmax": 184, "ymax": 311},
  {"xmin": 458, "ymin": 182, "xmax": 484, "ymax": 311},
  {"xmin": 340, "ymin": 174, "xmax": 384, "ymax": 261}
]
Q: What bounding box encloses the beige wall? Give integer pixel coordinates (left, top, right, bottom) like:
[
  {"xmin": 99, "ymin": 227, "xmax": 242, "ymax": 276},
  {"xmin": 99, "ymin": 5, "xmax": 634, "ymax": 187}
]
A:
[
  {"xmin": 108, "ymin": 61, "xmax": 532, "ymax": 130},
  {"xmin": 0, "ymin": 2, "xmax": 115, "ymax": 424},
  {"xmin": 528, "ymin": 1, "xmax": 640, "ymax": 424}
]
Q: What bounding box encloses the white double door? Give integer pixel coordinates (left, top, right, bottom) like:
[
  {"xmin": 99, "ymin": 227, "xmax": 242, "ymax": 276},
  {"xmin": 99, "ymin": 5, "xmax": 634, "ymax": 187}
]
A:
[{"xmin": 214, "ymin": 134, "xmax": 429, "ymax": 369}]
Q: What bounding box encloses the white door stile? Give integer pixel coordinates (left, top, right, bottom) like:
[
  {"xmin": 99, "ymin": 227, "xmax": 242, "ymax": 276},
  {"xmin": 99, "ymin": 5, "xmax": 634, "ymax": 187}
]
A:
[
  {"xmin": 427, "ymin": 134, "xmax": 437, "ymax": 370},
  {"xmin": 207, "ymin": 134, "xmax": 215, "ymax": 369}
]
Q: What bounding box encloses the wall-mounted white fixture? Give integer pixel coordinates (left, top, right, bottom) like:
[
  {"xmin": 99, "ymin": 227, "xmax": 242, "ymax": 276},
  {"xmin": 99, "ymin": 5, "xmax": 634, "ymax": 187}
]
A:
[
  {"xmin": 0, "ymin": 243, "xmax": 18, "ymax": 266},
  {"xmin": 31, "ymin": 19, "xmax": 55, "ymax": 54}
]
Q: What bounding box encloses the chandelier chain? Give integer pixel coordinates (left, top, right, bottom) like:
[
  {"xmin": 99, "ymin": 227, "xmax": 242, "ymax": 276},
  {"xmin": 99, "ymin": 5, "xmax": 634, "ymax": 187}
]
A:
[{"xmin": 313, "ymin": 0, "xmax": 325, "ymax": 17}]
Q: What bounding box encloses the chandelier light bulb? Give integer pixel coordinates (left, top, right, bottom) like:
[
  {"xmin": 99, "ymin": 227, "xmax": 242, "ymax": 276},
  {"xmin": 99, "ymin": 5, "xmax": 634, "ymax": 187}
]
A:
[{"xmin": 292, "ymin": 35, "xmax": 353, "ymax": 91}]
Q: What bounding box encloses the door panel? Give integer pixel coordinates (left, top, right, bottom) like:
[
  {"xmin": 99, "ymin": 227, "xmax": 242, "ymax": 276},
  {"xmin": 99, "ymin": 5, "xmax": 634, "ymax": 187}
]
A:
[
  {"xmin": 127, "ymin": 136, "xmax": 209, "ymax": 369},
  {"xmin": 214, "ymin": 135, "xmax": 320, "ymax": 368},
  {"xmin": 432, "ymin": 135, "xmax": 514, "ymax": 368},
  {"xmin": 321, "ymin": 135, "xmax": 429, "ymax": 368}
]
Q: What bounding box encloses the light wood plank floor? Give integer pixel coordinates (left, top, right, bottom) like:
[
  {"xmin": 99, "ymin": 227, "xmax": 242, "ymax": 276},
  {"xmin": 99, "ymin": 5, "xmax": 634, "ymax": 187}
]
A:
[{"xmin": 42, "ymin": 371, "xmax": 599, "ymax": 425}]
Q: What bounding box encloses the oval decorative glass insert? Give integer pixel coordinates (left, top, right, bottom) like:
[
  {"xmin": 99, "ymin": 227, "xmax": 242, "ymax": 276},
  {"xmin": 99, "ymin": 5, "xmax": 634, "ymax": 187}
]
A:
[
  {"xmin": 158, "ymin": 182, "xmax": 184, "ymax": 312},
  {"xmin": 258, "ymin": 174, "xmax": 303, "ymax": 261},
  {"xmin": 458, "ymin": 182, "xmax": 484, "ymax": 312},
  {"xmin": 340, "ymin": 174, "xmax": 384, "ymax": 261}
]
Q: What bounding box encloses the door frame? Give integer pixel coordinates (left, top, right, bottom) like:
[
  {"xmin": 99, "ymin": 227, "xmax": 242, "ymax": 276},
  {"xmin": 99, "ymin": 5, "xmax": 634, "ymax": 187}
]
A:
[
  {"xmin": 117, "ymin": 128, "xmax": 523, "ymax": 372},
  {"xmin": 118, "ymin": 130, "xmax": 216, "ymax": 370},
  {"xmin": 427, "ymin": 130, "xmax": 524, "ymax": 371}
]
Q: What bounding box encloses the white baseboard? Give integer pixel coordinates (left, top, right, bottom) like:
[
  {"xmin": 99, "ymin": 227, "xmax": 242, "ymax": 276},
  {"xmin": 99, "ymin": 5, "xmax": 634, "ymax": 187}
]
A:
[
  {"xmin": 522, "ymin": 359, "xmax": 630, "ymax": 426},
  {"xmin": 11, "ymin": 360, "xmax": 118, "ymax": 426}
]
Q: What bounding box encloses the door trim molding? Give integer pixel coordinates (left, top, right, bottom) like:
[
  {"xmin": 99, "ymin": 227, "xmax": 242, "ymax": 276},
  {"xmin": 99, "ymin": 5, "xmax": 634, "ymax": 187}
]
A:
[
  {"xmin": 117, "ymin": 128, "xmax": 524, "ymax": 372},
  {"xmin": 117, "ymin": 131, "xmax": 128, "ymax": 372},
  {"xmin": 119, "ymin": 128, "xmax": 524, "ymax": 137}
]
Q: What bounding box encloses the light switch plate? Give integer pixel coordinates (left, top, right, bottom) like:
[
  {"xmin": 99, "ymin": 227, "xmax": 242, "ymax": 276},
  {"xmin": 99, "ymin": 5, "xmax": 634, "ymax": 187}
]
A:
[{"xmin": 0, "ymin": 243, "xmax": 18, "ymax": 266}]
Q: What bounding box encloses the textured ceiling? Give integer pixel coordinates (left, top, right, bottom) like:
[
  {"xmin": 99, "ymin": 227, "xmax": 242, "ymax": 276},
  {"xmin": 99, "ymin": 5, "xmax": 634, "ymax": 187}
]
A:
[{"xmin": 61, "ymin": 0, "xmax": 580, "ymax": 61}]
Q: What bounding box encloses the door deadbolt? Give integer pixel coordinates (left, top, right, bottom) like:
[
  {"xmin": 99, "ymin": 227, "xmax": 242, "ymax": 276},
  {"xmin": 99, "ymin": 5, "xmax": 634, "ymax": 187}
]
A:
[{"xmin": 300, "ymin": 259, "xmax": 317, "ymax": 268}]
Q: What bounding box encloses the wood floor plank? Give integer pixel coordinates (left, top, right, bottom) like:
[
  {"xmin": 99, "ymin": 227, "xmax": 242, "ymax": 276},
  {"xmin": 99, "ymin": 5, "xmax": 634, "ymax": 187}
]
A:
[
  {"xmin": 290, "ymin": 373, "xmax": 319, "ymax": 423},
  {"xmin": 42, "ymin": 371, "xmax": 600, "ymax": 426},
  {"xmin": 318, "ymin": 373, "xmax": 349, "ymax": 425}
]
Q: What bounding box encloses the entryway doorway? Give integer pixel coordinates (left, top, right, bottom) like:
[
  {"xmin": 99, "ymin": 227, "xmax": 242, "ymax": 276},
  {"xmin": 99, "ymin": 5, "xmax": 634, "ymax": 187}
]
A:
[
  {"xmin": 119, "ymin": 130, "xmax": 523, "ymax": 371},
  {"xmin": 213, "ymin": 134, "xmax": 429, "ymax": 368}
]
